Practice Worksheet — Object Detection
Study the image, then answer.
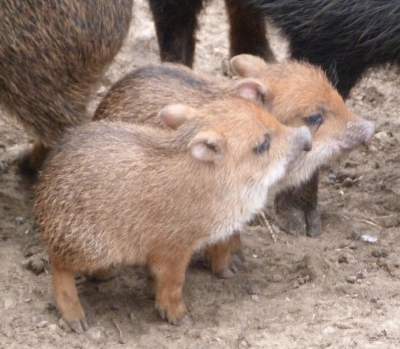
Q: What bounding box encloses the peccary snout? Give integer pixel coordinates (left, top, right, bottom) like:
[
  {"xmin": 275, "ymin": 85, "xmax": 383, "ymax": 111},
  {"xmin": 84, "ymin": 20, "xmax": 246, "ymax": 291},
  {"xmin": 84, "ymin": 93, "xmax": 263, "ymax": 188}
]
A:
[{"xmin": 341, "ymin": 120, "xmax": 375, "ymax": 150}]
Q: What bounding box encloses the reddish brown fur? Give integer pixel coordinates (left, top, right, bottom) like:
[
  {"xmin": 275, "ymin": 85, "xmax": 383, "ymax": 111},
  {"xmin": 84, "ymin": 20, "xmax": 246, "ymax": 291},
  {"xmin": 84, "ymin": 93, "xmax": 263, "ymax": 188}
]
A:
[
  {"xmin": 227, "ymin": 54, "xmax": 375, "ymax": 237},
  {"xmin": 93, "ymin": 56, "xmax": 374, "ymax": 278},
  {"xmin": 0, "ymin": 0, "xmax": 132, "ymax": 172},
  {"xmin": 36, "ymin": 98, "xmax": 311, "ymax": 332}
]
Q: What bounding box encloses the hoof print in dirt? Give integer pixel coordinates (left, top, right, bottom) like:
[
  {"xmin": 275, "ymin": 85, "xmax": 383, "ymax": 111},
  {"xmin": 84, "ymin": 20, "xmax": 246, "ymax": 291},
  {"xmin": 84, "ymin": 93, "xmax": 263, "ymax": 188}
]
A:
[{"xmin": 22, "ymin": 253, "xmax": 49, "ymax": 275}]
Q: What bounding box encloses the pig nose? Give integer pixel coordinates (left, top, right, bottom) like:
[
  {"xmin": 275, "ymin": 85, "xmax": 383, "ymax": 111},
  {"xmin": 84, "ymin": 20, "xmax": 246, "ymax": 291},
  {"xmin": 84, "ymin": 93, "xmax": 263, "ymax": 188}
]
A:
[{"xmin": 296, "ymin": 126, "xmax": 312, "ymax": 152}]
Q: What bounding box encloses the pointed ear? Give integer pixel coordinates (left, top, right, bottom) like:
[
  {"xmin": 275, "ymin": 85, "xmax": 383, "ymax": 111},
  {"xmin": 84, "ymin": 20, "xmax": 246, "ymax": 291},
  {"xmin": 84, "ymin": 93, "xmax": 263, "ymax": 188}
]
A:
[
  {"xmin": 229, "ymin": 54, "xmax": 267, "ymax": 77},
  {"xmin": 189, "ymin": 131, "xmax": 226, "ymax": 162},
  {"xmin": 234, "ymin": 78, "xmax": 274, "ymax": 110},
  {"xmin": 158, "ymin": 104, "xmax": 196, "ymax": 129}
]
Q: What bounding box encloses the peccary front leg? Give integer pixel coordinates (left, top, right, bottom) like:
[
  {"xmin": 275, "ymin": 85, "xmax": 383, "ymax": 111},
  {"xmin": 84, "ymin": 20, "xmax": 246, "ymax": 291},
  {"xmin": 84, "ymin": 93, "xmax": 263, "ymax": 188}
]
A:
[
  {"xmin": 224, "ymin": 0, "xmax": 275, "ymax": 62},
  {"xmin": 51, "ymin": 257, "xmax": 88, "ymax": 333},
  {"xmin": 204, "ymin": 232, "xmax": 244, "ymax": 279},
  {"xmin": 149, "ymin": 251, "xmax": 192, "ymax": 325},
  {"xmin": 274, "ymin": 171, "xmax": 321, "ymax": 236},
  {"xmin": 148, "ymin": 0, "xmax": 203, "ymax": 67}
]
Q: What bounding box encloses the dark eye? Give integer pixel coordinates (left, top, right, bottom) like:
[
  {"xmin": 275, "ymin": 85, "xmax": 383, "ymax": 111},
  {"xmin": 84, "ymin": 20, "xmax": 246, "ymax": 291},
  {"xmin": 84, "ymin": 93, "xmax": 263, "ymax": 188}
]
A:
[
  {"xmin": 306, "ymin": 112, "xmax": 323, "ymax": 125},
  {"xmin": 255, "ymin": 137, "xmax": 270, "ymax": 154}
]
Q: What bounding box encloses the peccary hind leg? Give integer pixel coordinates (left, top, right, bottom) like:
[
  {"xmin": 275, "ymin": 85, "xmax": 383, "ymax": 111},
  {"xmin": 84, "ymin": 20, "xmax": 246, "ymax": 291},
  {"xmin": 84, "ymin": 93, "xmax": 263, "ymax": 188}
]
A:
[
  {"xmin": 224, "ymin": 0, "xmax": 275, "ymax": 62},
  {"xmin": 51, "ymin": 257, "xmax": 88, "ymax": 333},
  {"xmin": 148, "ymin": 0, "xmax": 204, "ymax": 67}
]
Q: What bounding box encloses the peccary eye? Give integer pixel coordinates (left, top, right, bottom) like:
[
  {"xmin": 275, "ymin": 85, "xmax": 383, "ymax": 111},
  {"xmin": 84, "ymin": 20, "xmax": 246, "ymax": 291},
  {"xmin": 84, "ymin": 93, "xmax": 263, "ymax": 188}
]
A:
[
  {"xmin": 206, "ymin": 143, "xmax": 217, "ymax": 152},
  {"xmin": 255, "ymin": 136, "xmax": 270, "ymax": 154},
  {"xmin": 306, "ymin": 112, "xmax": 323, "ymax": 125}
]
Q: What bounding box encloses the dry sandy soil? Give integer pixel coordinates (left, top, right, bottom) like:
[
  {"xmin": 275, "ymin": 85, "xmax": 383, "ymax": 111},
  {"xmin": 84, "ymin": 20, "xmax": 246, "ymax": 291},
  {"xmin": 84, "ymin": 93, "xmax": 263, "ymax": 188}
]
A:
[{"xmin": 2, "ymin": 1, "xmax": 400, "ymax": 348}]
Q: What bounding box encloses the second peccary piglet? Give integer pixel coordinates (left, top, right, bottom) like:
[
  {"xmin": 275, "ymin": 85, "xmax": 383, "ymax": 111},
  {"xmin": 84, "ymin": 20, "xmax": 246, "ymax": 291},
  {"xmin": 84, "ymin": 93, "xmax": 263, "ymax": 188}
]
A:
[
  {"xmin": 35, "ymin": 98, "xmax": 312, "ymax": 333},
  {"xmin": 147, "ymin": 0, "xmax": 390, "ymax": 238},
  {"xmin": 0, "ymin": 0, "xmax": 132, "ymax": 171},
  {"xmin": 94, "ymin": 55, "xmax": 374, "ymax": 278}
]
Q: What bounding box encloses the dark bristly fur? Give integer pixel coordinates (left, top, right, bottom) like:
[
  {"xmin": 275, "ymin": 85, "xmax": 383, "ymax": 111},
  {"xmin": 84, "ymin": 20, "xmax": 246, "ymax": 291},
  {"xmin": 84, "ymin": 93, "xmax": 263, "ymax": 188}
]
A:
[
  {"xmin": 0, "ymin": 0, "xmax": 133, "ymax": 172},
  {"xmin": 148, "ymin": 0, "xmax": 205, "ymax": 67},
  {"xmin": 243, "ymin": 0, "xmax": 400, "ymax": 97}
]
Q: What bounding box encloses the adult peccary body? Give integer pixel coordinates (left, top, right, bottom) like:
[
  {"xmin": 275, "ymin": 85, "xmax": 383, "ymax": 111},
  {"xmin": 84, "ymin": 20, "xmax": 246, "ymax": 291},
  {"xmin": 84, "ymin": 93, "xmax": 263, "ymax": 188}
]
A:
[{"xmin": 0, "ymin": 0, "xmax": 133, "ymax": 171}]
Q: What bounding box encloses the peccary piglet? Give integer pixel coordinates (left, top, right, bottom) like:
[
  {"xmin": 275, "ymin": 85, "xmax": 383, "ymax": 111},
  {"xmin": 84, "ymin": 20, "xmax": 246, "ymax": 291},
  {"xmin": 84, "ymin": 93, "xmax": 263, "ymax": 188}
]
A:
[
  {"xmin": 35, "ymin": 97, "xmax": 312, "ymax": 333},
  {"xmin": 94, "ymin": 55, "xmax": 375, "ymax": 277},
  {"xmin": 0, "ymin": 0, "xmax": 132, "ymax": 172}
]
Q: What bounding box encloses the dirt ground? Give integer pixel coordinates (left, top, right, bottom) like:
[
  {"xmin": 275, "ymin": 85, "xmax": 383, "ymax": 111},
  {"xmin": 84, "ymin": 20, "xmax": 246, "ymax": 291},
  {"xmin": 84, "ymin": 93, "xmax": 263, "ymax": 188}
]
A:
[{"xmin": 2, "ymin": 1, "xmax": 400, "ymax": 348}]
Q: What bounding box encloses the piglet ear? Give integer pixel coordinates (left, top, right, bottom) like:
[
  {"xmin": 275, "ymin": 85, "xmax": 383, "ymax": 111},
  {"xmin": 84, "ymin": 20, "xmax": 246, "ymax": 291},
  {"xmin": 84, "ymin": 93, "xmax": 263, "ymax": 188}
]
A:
[
  {"xmin": 228, "ymin": 54, "xmax": 267, "ymax": 77},
  {"xmin": 234, "ymin": 78, "xmax": 274, "ymax": 110},
  {"xmin": 189, "ymin": 131, "xmax": 226, "ymax": 162},
  {"xmin": 158, "ymin": 104, "xmax": 196, "ymax": 129}
]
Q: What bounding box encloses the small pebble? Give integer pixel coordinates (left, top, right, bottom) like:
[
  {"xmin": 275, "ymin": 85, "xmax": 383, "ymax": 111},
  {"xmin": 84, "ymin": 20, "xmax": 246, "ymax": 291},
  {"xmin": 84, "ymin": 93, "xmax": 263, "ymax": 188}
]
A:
[
  {"xmin": 342, "ymin": 178, "xmax": 353, "ymax": 187},
  {"xmin": 323, "ymin": 326, "xmax": 336, "ymax": 335},
  {"xmin": 248, "ymin": 284, "xmax": 260, "ymax": 295},
  {"xmin": 238, "ymin": 340, "xmax": 249, "ymax": 349},
  {"xmin": 37, "ymin": 321, "xmax": 48, "ymax": 328},
  {"xmin": 361, "ymin": 234, "xmax": 378, "ymax": 243},
  {"xmin": 251, "ymin": 295, "xmax": 259, "ymax": 303},
  {"xmin": 368, "ymin": 145, "xmax": 378, "ymax": 152},
  {"xmin": 372, "ymin": 248, "xmax": 388, "ymax": 258},
  {"xmin": 48, "ymin": 324, "xmax": 58, "ymax": 332},
  {"xmin": 86, "ymin": 327, "xmax": 103, "ymax": 341},
  {"xmin": 15, "ymin": 216, "xmax": 25, "ymax": 224},
  {"xmin": 374, "ymin": 131, "xmax": 388, "ymax": 141},
  {"xmin": 269, "ymin": 273, "xmax": 283, "ymax": 282},
  {"xmin": 3, "ymin": 298, "xmax": 17, "ymax": 309},
  {"xmin": 328, "ymin": 174, "xmax": 336, "ymax": 180},
  {"xmin": 354, "ymin": 270, "xmax": 365, "ymax": 279},
  {"xmin": 346, "ymin": 276, "xmax": 357, "ymax": 284}
]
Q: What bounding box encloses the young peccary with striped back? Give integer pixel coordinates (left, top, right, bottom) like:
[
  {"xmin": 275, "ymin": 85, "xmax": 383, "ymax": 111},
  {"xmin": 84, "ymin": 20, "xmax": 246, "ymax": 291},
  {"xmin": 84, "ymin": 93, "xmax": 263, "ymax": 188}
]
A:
[
  {"xmin": 0, "ymin": 0, "xmax": 132, "ymax": 172},
  {"xmin": 94, "ymin": 55, "xmax": 375, "ymax": 278},
  {"xmin": 35, "ymin": 97, "xmax": 312, "ymax": 332}
]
